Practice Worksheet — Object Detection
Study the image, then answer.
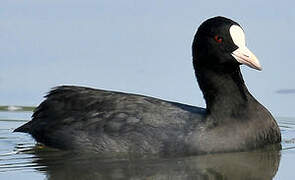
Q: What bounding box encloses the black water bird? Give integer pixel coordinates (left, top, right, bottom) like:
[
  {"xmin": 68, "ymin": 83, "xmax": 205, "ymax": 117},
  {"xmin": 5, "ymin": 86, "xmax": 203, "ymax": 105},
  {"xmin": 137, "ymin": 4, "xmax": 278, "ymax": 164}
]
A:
[{"xmin": 14, "ymin": 17, "xmax": 281, "ymax": 156}]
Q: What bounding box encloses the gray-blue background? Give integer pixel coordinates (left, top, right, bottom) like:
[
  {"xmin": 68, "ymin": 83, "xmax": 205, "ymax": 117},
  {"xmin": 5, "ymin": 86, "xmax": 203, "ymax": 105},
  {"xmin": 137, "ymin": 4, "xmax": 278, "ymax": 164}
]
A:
[{"xmin": 1, "ymin": 0, "xmax": 294, "ymax": 116}]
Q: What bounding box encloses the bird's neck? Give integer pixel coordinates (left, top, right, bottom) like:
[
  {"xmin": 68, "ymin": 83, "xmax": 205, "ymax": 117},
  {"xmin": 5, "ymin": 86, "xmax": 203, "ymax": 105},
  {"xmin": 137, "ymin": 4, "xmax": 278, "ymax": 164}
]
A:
[{"xmin": 195, "ymin": 65, "xmax": 254, "ymax": 119}]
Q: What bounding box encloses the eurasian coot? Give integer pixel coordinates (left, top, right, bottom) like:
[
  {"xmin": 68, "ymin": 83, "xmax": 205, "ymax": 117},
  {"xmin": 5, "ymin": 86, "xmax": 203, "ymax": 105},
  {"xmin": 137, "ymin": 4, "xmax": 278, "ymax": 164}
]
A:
[{"xmin": 14, "ymin": 16, "xmax": 281, "ymax": 155}]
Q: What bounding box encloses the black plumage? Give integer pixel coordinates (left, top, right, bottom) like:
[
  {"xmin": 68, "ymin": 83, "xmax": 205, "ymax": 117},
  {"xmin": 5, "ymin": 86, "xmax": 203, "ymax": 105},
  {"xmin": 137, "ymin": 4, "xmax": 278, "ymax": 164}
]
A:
[{"xmin": 14, "ymin": 16, "xmax": 281, "ymax": 156}]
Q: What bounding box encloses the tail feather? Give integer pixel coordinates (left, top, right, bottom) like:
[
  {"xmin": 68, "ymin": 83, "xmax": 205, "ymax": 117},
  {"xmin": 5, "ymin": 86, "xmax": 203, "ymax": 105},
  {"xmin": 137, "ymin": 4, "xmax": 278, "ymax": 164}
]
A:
[{"xmin": 13, "ymin": 122, "xmax": 32, "ymax": 133}]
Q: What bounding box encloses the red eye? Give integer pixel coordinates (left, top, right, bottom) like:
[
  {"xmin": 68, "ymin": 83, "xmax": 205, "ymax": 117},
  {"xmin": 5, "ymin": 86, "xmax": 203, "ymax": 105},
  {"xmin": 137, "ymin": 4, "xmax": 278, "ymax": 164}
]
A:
[{"xmin": 214, "ymin": 35, "xmax": 223, "ymax": 43}]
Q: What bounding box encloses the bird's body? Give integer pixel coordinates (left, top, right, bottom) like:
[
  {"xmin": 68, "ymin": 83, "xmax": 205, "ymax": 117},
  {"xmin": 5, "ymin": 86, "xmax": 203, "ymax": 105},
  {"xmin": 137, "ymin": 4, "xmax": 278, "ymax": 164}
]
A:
[
  {"xmin": 14, "ymin": 16, "xmax": 281, "ymax": 156},
  {"xmin": 15, "ymin": 86, "xmax": 205, "ymax": 155}
]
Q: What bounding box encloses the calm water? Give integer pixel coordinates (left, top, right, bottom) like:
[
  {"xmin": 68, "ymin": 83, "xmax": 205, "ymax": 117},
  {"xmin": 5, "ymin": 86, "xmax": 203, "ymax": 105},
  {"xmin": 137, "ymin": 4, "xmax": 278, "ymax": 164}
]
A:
[
  {"xmin": 1, "ymin": 1, "xmax": 294, "ymax": 179},
  {"xmin": 0, "ymin": 108, "xmax": 294, "ymax": 180}
]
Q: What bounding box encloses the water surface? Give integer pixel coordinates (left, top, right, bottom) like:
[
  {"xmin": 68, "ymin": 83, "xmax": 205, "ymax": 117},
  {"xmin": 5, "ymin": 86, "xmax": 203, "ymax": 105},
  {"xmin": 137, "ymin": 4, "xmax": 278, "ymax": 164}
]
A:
[{"xmin": 0, "ymin": 108, "xmax": 294, "ymax": 179}]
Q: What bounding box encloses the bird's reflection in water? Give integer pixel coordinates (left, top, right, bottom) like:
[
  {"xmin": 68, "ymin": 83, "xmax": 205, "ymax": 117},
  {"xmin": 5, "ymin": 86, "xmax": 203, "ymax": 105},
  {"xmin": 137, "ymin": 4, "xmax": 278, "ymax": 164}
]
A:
[{"xmin": 28, "ymin": 144, "xmax": 281, "ymax": 180}]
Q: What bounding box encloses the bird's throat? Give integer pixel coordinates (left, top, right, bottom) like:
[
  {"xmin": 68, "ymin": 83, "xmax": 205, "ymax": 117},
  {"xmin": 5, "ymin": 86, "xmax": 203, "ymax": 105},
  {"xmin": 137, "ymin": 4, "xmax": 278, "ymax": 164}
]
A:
[{"xmin": 195, "ymin": 65, "xmax": 252, "ymax": 119}]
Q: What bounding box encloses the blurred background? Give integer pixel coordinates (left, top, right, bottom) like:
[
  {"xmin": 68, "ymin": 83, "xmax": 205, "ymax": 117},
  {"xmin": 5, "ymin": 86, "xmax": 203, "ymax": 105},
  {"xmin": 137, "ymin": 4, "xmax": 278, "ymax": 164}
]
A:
[{"xmin": 1, "ymin": 0, "xmax": 294, "ymax": 117}]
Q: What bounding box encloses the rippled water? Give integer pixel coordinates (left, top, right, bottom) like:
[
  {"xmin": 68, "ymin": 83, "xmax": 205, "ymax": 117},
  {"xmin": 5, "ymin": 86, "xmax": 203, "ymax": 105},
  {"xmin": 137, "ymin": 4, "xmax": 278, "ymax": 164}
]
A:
[{"xmin": 0, "ymin": 108, "xmax": 294, "ymax": 180}]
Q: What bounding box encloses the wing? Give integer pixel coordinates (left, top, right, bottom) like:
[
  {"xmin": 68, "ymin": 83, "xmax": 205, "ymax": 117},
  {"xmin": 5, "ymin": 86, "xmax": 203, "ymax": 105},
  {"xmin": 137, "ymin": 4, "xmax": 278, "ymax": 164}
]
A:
[
  {"xmin": 14, "ymin": 85, "xmax": 205, "ymax": 153},
  {"xmin": 14, "ymin": 86, "xmax": 124, "ymax": 148}
]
